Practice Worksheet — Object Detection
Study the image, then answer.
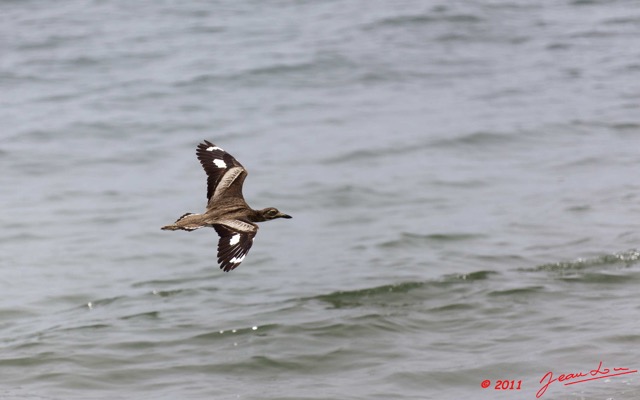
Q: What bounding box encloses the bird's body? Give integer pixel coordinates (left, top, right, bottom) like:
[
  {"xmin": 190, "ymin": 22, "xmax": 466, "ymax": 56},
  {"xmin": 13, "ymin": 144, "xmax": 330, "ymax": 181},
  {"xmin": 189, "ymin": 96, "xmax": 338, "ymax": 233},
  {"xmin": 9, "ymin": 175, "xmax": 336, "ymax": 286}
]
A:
[{"xmin": 161, "ymin": 140, "xmax": 291, "ymax": 271}]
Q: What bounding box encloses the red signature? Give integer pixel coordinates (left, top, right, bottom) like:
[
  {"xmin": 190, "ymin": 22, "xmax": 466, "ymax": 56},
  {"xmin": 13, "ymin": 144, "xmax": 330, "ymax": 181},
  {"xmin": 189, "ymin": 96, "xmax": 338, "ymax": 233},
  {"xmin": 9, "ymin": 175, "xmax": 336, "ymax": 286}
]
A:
[{"xmin": 537, "ymin": 361, "xmax": 638, "ymax": 398}]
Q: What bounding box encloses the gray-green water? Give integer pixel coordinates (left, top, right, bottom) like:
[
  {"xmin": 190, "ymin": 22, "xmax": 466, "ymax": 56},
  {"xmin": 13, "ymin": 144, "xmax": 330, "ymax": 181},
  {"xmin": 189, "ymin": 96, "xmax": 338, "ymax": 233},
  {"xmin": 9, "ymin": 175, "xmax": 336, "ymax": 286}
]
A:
[{"xmin": 2, "ymin": 1, "xmax": 640, "ymax": 399}]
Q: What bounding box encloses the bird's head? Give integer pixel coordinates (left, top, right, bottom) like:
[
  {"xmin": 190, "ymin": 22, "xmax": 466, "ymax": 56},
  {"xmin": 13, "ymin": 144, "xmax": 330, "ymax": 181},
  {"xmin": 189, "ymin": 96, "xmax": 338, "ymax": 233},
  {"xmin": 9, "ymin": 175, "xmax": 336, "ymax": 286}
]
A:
[{"xmin": 260, "ymin": 207, "xmax": 292, "ymax": 221}]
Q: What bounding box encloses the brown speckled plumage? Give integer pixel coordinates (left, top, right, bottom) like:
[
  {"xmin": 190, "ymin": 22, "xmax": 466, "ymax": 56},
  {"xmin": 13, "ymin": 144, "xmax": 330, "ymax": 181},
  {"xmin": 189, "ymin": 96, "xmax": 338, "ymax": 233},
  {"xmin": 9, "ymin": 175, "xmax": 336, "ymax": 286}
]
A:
[{"xmin": 161, "ymin": 140, "xmax": 291, "ymax": 271}]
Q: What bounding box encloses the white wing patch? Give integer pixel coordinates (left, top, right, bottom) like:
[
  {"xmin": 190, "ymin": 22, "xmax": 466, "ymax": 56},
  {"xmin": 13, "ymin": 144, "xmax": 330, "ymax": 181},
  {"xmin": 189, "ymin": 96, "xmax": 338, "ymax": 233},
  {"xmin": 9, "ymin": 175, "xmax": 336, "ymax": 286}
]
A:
[
  {"xmin": 213, "ymin": 224, "xmax": 257, "ymax": 272},
  {"xmin": 230, "ymin": 254, "xmax": 246, "ymax": 264},
  {"xmin": 213, "ymin": 159, "xmax": 227, "ymax": 169},
  {"xmin": 206, "ymin": 146, "xmax": 223, "ymax": 151}
]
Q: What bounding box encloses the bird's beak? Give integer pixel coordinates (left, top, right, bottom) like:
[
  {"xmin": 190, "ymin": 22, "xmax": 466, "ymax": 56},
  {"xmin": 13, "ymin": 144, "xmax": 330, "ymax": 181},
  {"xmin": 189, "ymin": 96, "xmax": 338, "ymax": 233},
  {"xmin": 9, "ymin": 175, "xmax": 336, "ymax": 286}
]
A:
[{"xmin": 279, "ymin": 212, "xmax": 292, "ymax": 219}]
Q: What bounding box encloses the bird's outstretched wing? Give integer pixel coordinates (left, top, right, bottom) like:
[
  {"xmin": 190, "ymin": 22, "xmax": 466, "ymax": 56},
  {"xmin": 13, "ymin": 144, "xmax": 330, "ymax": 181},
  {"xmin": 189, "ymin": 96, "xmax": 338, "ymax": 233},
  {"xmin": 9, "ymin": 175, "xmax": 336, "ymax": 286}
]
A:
[
  {"xmin": 196, "ymin": 140, "xmax": 248, "ymax": 208},
  {"xmin": 213, "ymin": 221, "xmax": 258, "ymax": 272}
]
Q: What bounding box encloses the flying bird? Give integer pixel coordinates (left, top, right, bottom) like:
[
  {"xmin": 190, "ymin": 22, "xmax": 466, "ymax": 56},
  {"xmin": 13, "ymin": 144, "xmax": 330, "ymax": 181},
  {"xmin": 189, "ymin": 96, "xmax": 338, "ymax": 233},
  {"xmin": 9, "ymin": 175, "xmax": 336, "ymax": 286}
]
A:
[{"xmin": 162, "ymin": 140, "xmax": 291, "ymax": 271}]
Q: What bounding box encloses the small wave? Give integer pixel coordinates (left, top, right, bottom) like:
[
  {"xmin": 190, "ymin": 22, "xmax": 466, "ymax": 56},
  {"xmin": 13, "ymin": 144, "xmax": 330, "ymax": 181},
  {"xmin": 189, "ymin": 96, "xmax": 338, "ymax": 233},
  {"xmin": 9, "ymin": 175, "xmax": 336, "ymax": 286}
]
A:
[
  {"xmin": 611, "ymin": 122, "xmax": 640, "ymax": 131},
  {"xmin": 488, "ymin": 286, "xmax": 545, "ymax": 297},
  {"xmin": 366, "ymin": 13, "xmax": 483, "ymax": 29},
  {"xmin": 120, "ymin": 311, "xmax": 160, "ymax": 321},
  {"xmin": 321, "ymin": 148, "xmax": 384, "ymax": 165},
  {"xmin": 149, "ymin": 289, "xmax": 187, "ymax": 298},
  {"xmin": 132, "ymin": 272, "xmax": 223, "ymax": 288},
  {"xmin": 190, "ymin": 324, "xmax": 275, "ymax": 341},
  {"xmin": 313, "ymin": 282, "xmax": 424, "ymax": 309},
  {"xmin": 304, "ymin": 183, "xmax": 395, "ymax": 209},
  {"xmin": 55, "ymin": 323, "xmax": 111, "ymax": 333},
  {"xmin": 604, "ymin": 16, "xmax": 640, "ymax": 25},
  {"xmin": 81, "ymin": 295, "xmax": 128, "ymax": 308},
  {"xmin": 570, "ymin": 0, "xmax": 610, "ymax": 5},
  {"xmin": 430, "ymin": 131, "xmax": 518, "ymax": 149},
  {"xmin": 428, "ymin": 303, "xmax": 476, "ymax": 312},
  {"xmin": 441, "ymin": 270, "xmax": 500, "ymax": 281},
  {"xmin": 0, "ymin": 388, "xmax": 58, "ymax": 400},
  {"xmin": 378, "ymin": 232, "xmax": 485, "ymax": 249},
  {"xmin": 530, "ymin": 249, "xmax": 640, "ymax": 272},
  {"xmin": 313, "ymin": 272, "xmax": 497, "ymax": 309},
  {"xmin": 16, "ymin": 34, "xmax": 86, "ymax": 51},
  {"xmin": 568, "ymin": 29, "xmax": 619, "ymax": 39},
  {"xmin": 177, "ymin": 54, "xmax": 356, "ymax": 88},
  {"xmin": 320, "ymin": 140, "xmax": 431, "ymax": 165},
  {"xmin": 558, "ymin": 271, "xmax": 640, "ymax": 284}
]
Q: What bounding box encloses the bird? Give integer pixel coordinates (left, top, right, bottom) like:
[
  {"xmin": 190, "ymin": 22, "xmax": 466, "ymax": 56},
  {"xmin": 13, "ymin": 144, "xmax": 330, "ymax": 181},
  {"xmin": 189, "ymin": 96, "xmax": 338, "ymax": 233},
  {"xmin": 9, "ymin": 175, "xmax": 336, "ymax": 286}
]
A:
[{"xmin": 161, "ymin": 140, "xmax": 291, "ymax": 271}]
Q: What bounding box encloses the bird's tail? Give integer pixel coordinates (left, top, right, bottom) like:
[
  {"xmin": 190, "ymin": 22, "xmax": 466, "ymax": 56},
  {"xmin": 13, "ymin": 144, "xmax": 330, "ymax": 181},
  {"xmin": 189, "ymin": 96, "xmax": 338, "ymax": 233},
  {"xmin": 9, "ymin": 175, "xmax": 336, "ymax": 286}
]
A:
[{"xmin": 161, "ymin": 212, "xmax": 197, "ymax": 231}]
